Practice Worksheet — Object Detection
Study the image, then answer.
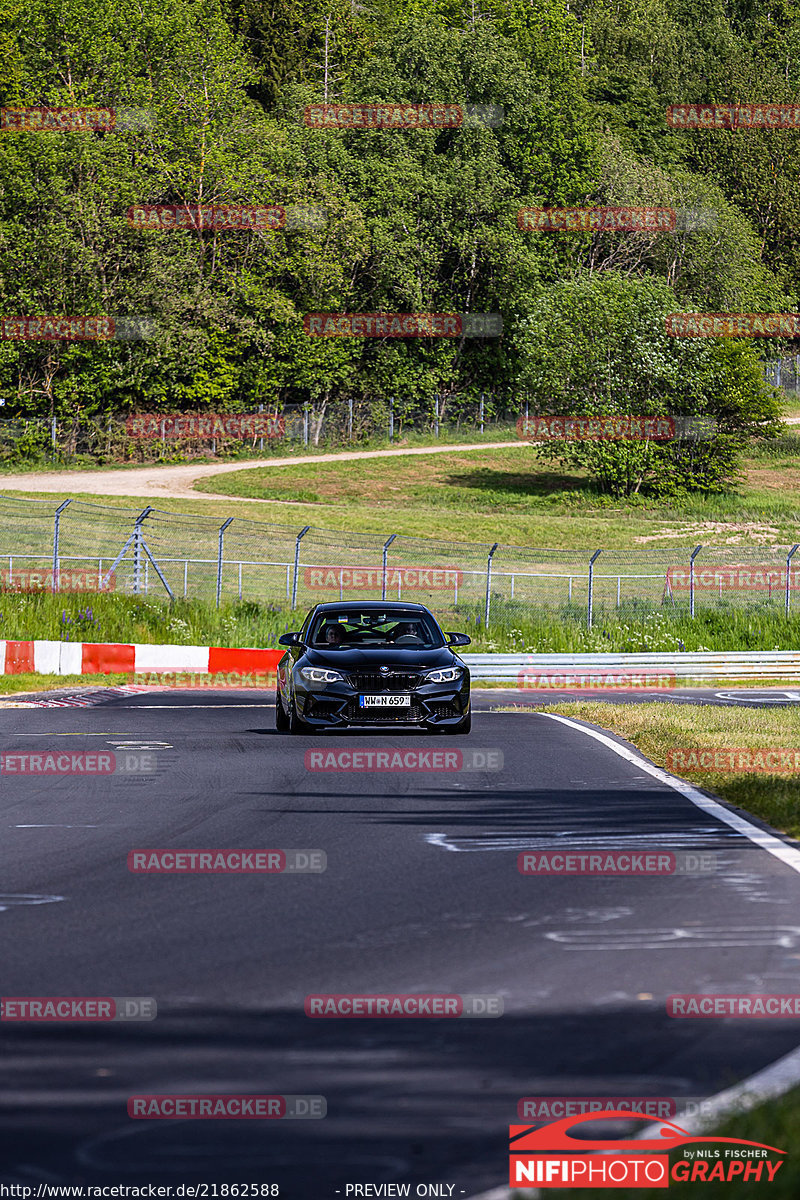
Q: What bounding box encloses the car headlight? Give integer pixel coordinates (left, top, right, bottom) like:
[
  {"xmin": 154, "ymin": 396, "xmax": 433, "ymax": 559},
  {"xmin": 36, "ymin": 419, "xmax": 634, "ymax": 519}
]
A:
[
  {"xmin": 426, "ymin": 666, "xmax": 463, "ymax": 683},
  {"xmin": 298, "ymin": 667, "xmax": 344, "ymax": 684}
]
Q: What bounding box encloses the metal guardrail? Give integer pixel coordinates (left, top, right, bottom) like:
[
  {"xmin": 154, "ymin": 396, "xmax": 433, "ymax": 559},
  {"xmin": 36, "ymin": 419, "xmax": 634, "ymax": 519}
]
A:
[{"xmin": 463, "ymin": 652, "xmax": 800, "ymax": 681}]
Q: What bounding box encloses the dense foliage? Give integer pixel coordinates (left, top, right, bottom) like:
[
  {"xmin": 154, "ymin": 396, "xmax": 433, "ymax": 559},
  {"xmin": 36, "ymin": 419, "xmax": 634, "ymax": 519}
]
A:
[{"xmin": 0, "ymin": 0, "xmax": 795, "ymax": 491}]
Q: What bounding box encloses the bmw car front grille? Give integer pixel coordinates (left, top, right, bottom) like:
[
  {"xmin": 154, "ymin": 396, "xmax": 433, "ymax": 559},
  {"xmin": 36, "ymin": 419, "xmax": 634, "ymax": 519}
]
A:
[{"xmin": 348, "ymin": 672, "xmax": 422, "ymax": 691}]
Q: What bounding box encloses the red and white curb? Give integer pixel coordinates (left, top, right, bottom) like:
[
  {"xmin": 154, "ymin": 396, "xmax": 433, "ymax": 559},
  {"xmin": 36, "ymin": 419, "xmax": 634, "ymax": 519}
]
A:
[{"xmin": 0, "ymin": 639, "xmax": 282, "ymax": 677}]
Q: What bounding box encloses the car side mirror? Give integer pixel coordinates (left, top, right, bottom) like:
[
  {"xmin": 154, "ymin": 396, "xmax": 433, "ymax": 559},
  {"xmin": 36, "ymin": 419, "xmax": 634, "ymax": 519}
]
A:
[
  {"xmin": 278, "ymin": 632, "xmax": 303, "ymax": 647},
  {"xmin": 445, "ymin": 632, "xmax": 471, "ymax": 647}
]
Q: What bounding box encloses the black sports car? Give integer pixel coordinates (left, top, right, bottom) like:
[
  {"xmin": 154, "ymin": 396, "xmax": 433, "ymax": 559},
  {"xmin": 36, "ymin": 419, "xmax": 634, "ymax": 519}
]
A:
[{"xmin": 275, "ymin": 601, "xmax": 471, "ymax": 734}]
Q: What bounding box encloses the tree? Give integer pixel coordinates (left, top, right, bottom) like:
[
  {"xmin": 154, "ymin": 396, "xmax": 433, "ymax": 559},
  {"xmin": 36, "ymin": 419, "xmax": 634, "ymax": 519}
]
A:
[{"xmin": 515, "ymin": 273, "xmax": 782, "ymax": 495}]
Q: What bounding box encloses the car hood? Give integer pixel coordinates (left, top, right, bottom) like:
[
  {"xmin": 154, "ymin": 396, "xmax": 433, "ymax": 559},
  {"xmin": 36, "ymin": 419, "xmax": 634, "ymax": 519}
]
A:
[{"xmin": 303, "ymin": 647, "xmax": 458, "ymax": 670}]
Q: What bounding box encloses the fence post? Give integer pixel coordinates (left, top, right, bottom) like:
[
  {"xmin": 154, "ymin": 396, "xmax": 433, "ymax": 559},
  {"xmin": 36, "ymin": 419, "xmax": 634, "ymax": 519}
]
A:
[
  {"xmin": 303, "ymin": 408, "xmax": 309, "ymax": 446},
  {"xmin": 689, "ymin": 545, "xmax": 702, "ymax": 618},
  {"xmin": 133, "ymin": 506, "xmax": 153, "ymax": 595},
  {"xmin": 484, "ymin": 543, "xmax": 499, "ymax": 629},
  {"xmin": 51, "ymin": 417, "xmax": 57, "ymax": 454},
  {"xmin": 51, "ymin": 499, "xmax": 72, "ymax": 592},
  {"xmin": 479, "ymin": 392, "xmax": 484, "ymax": 433},
  {"xmin": 216, "ymin": 517, "xmax": 233, "ymax": 608},
  {"xmin": 389, "ymin": 397, "xmax": 394, "ymax": 442},
  {"xmin": 291, "ymin": 526, "xmax": 311, "ymax": 610},
  {"xmin": 786, "ymin": 545, "xmax": 799, "ymax": 616},
  {"xmin": 587, "ymin": 549, "xmax": 602, "ymax": 629},
  {"xmin": 381, "ymin": 534, "xmax": 397, "ymax": 600},
  {"xmin": 259, "ymin": 402, "xmax": 264, "ymax": 451},
  {"xmin": 348, "ymin": 396, "xmax": 353, "ymax": 441},
  {"xmin": 434, "ymin": 394, "xmax": 440, "ymax": 438}
]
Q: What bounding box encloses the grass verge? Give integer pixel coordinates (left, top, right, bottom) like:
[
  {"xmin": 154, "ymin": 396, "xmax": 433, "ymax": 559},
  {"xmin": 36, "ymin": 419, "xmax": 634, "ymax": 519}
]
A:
[
  {"xmin": 8, "ymin": 591, "xmax": 800, "ymax": 652},
  {"xmin": 537, "ymin": 701, "xmax": 800, "ymax": 839}
]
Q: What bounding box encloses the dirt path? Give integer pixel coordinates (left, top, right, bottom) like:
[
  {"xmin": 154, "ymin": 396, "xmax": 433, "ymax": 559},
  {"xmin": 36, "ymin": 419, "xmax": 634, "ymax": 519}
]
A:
[{"xmin": 0, "ymin": 441, "xmax": 521, "ymax": 501}]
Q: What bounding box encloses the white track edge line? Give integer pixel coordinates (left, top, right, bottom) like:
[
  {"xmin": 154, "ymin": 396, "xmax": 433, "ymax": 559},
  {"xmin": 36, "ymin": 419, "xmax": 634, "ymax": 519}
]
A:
[
  {"xmin": 538, "ymin": 711, "xmax": 800, "ymax": 876},
  {"xmin": 465, "ymin": 711, "xmax": 800, "ymax": 1200}
]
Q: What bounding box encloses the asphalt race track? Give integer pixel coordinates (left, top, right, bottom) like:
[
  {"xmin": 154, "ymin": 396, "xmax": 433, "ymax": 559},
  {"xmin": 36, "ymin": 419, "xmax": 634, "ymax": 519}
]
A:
[{"xmin": 1, "ymin": 687, "xmax": 800, "ymax": 1193}]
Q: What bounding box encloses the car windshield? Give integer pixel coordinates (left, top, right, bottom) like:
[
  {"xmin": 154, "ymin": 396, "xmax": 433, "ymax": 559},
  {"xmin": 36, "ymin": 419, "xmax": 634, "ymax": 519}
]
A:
[{"xmin": 309, "ymin": 610, "xmax": 444, "ymax": 649}]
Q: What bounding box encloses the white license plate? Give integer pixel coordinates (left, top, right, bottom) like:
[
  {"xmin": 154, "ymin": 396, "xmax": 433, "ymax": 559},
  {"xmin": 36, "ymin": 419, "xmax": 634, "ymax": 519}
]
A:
[{"xmin": 359, "ymin": 694, "xmax": 412, "ymax": 708}]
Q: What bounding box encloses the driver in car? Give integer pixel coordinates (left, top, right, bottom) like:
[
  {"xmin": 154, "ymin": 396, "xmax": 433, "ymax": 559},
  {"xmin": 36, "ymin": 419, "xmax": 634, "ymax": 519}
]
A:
[
  {"xmin": 321, "ymin": 623, "xmax": 344, "ymax": 645},
  {"xmin": 393, "ymin": 621, "xmax": 422, "ymax": 641}
]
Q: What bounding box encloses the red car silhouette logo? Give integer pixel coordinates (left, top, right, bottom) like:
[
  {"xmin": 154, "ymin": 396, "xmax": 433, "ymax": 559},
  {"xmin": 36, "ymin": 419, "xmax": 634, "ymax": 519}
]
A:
[{"xmin": 510, "ymin": 1111, "xmax": 785, "ymax": 1155}]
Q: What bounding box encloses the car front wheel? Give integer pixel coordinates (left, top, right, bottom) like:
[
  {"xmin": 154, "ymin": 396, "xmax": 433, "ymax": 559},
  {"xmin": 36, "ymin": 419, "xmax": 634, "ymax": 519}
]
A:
[{"xmin": 288, "ymin": 697, "xmax": 308, "ymax": 735}]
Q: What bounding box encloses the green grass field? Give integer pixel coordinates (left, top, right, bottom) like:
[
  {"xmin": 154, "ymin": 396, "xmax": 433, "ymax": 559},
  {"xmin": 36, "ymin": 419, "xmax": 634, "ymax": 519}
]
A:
[
  {"xmin": 186, "ymin": 433, "xmax": 800, "ymax": 547},
  {"xmin": 3, "ymin": 428, "xmax": 800, "ymax": 550}
]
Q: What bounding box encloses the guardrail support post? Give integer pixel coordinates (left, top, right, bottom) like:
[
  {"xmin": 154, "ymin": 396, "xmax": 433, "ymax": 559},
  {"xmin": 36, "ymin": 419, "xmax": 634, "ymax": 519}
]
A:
[
  {"xmin": 484, "ymin": 543, "xmax": 499, "ymax": 629},
  {"xmin": 786, "ymin": 545, "xmax": 799, "ymax": 616},
  {"xmin": 291, "ymin": 526, "xmax": 311, "ymax": 610},
  {"xmin": 52, "ymin": 499, "xmax": 72, "ymax": 593},
  {"xmin": 587, "ymin": 549, "xmax": 602, "ymax": 629},
  {"xmin": 689, "ymin": 545, "xmax": 702, "ymax": 618},
  {"xmin": 382, "ymin": 534, "xmax": 397, "ymax": 601},
  {"xmin": 216, "ymin": 517, "xmax": 233, "ymax": 609}
]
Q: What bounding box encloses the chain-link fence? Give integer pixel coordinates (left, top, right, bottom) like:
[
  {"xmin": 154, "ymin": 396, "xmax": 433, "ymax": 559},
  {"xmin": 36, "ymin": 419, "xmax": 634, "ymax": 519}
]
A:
[
  {"xmin": 764, "ymin": 356, "xmax": 800, "ymax": 394},
  {"xmin": 0, "ymin": 396, "xmax": 525, "ymax": 465},
  {"xmin": 1, "ymin": 495, "xmax": 799, "ymax": 629}
]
